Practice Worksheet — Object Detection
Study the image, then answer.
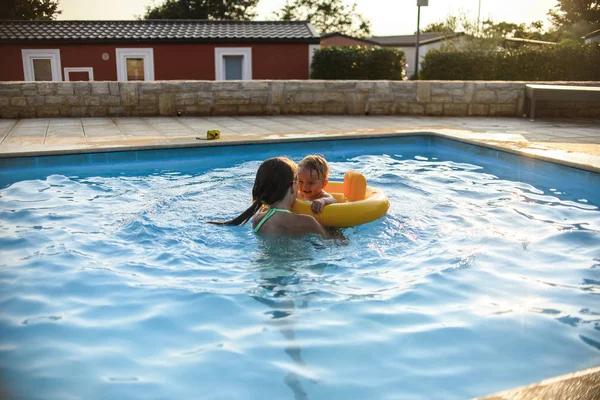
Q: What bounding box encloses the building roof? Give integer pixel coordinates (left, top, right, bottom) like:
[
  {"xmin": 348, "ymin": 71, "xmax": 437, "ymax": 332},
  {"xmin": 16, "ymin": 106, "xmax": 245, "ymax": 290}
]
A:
[
  {"xmin": 503, "ymin": 37, "xmax": 556, "ymax": 46},
  {"xmin": 0, "ymin": 20, "xmax": 320, "ymax": 44},
  {"xmin": 583, "ymin": 28, "xmax": 600, "ymax": 39},
  {"xmin": 369, "ymin": 32, "xmax": 463, "ymax": 47},
  {"xmin": 320, "ymin": 32, "xmax": 381, "ymax": 46}
]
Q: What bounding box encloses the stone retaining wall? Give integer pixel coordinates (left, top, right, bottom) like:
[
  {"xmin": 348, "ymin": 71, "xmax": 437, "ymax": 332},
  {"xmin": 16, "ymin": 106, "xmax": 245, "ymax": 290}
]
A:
[{"xmin": 0, "ymin": 81, "xmax": 598, "ymax": 119}]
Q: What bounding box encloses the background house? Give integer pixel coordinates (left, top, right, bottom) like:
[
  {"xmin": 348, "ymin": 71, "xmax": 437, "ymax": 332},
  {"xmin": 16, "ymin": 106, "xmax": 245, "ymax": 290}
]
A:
[
  {"xmin": 320, "ymin": 32, "xmax": 380, "ymax": 48},
  {"xmin": 369, "ymin": 32, "xmax": 465, "ymax": 78},
  {"xmin": 0, "ymin": 20, "xmax": 320, "ymax": 82},
  {"xmin": 583, "ymin": 29, "xmax": 600, "ymax": 43}
]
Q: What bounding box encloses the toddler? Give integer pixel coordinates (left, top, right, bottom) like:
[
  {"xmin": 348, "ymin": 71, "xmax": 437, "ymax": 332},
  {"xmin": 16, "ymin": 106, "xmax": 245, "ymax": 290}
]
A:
[{"xmin": 297, "ymin": 155, "xmax": 338, "ymax": 214}]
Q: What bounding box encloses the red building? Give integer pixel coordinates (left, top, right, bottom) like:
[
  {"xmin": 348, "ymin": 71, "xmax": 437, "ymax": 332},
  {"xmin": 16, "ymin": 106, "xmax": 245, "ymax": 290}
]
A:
[{"xmin": 0, "ymin": 20, "xmax": 321, "ymax": 82}]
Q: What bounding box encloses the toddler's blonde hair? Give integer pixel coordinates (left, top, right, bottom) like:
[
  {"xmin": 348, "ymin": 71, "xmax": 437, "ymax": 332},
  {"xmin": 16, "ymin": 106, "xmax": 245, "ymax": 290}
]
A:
[{"xmin": 298, "ymin": 154, "xmax": 330, "ymax": 180}]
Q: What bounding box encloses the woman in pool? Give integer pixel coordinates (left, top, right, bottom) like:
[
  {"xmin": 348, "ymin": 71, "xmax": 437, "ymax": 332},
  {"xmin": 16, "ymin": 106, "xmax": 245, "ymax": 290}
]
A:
[{"xmin": 210, "ymin": 157, "xmax": 327, "ymax": 237}]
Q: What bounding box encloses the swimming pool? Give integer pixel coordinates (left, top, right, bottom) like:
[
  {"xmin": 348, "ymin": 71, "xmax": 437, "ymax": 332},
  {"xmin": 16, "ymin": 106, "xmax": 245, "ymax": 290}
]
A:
[{"xmin": 1, "ymin": 136, "xmax": 599, "ymax": 400}]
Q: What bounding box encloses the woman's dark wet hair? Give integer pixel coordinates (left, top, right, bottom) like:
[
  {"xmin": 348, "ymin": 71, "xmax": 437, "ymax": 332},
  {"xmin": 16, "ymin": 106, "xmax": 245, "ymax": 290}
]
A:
[{"xmin": 209, "ymin": 157, "xmax": 298, "ymax": 226}]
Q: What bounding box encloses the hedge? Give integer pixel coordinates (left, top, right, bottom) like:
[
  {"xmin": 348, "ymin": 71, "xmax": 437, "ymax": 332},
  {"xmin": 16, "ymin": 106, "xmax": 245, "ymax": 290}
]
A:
[
  {"xmin": 420, "ymin": 44, "xmax": 600, "ymax": 80},
  {"xmin": 310, "ymin": 46, "xmax": 406, "ymax": 80}
]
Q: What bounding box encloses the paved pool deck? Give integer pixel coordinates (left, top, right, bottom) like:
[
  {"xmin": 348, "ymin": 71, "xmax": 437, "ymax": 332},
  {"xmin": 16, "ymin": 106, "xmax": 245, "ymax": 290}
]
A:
[{"xmin": 1, "ymin": 115, "xmax": 599, "ymax": 173}]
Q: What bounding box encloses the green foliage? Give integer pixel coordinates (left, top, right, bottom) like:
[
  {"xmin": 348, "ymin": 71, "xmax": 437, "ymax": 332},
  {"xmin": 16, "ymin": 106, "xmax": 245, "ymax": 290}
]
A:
[
  {"xmin": 548, "ymin": 0, "xmax": 600, "ymax": 41},
  {"xmin": 420, "ymin": 43, "xmax": 600, "ymax": 81},
  {"xmin": 481, "ymin": 20, "xmax": 558, "ymax": 41},
  {"xmin": 274, "ymin": 0, "xmax": 371, "ymax": 37},
  {"xmin": 422, "ymin": 18, "xmax": 457, "ymax": 34},
  {"xmin": 310, "ymin": 46, "xmax": 405, "ymax": 80},
  {"xmin": 0, "ymin": 0, "xmax": 61, "ymax": 20},
  {"xmin": 422, "ymin": 13, "xmax": 476, "ymax": 35},
  {"xmin": 422, "ymin": 11, "xmax": 558, "ymax": 42},
  {"xmin": 548, "ymin": 0, "xmax": 600, "ymax": 27},
  {"xmin": 143, "ymin": 0, "xmax": 258, "ymax": 20},
  {"xmin": 423, "ymin": 2, "xmax": 600, "ymax": 46}
]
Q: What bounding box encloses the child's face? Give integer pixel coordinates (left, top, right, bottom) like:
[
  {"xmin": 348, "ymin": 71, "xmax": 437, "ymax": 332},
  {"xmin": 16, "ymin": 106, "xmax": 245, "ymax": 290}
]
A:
[{"xmin": 297, "ymin": 167, "xmax": 327, "ymax": 200}]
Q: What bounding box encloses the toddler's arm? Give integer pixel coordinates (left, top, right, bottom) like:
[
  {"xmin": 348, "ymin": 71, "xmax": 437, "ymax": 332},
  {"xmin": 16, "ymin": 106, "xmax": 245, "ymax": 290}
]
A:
[{"xmin": 311, "ymin": 192, "xmax": 337, "ymax": 213}]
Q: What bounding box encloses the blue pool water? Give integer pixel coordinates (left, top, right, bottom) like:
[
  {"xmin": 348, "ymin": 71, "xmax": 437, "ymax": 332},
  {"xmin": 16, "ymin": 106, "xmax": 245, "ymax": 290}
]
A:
[{"xmin": 0, "ymin": 136, "xmax": 599, "ymax": 400}]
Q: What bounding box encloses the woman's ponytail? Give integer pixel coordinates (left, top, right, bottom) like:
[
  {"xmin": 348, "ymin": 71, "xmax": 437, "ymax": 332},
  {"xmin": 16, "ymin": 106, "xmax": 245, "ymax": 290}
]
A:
[
  {"xmin": 207, "ymin": 200, "xmax": 262, "ymax": 226},
  {"xmin": 207, "ymin": 157, "xmax": 297, "ymax": 227}
]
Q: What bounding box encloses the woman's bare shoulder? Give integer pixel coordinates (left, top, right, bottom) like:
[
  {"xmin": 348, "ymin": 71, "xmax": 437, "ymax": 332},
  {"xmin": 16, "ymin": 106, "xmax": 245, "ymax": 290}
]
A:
[
  {"xmin": 289, "ymin": 213, "xmax": 327, "ymax": 236},
  {"xmin": 291, "ymin": 213, "xmax": 317, "ymax": 224}
]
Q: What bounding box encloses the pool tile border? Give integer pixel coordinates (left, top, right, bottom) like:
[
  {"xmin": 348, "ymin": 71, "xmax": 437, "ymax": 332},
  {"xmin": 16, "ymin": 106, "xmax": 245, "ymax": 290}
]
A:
[{"xmin": 1, "ymin": 129, "xmax": 599, "ymax": 175}]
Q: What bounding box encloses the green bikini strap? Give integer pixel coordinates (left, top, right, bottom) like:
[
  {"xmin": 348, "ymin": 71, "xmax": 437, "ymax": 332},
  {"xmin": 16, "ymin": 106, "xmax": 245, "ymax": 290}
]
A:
[
  {"xmin": 269, "ymin": 208, "xmax": 294, "ymax": 213},
  {"xmin": 253, "ymin": 208, "xmax": 294, "ymax": 233}
]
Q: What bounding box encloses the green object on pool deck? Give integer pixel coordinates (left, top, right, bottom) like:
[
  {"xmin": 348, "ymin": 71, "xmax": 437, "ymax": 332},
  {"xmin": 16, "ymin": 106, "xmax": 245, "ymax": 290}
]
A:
[{"xmin": 207, "ymin": 129, "xmax": 220, "ymax": 140}]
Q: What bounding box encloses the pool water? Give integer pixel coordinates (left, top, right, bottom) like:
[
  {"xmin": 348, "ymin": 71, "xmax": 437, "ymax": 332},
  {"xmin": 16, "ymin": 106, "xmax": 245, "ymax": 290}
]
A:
[{"xmin": 0, "ymin": 136, "xmax": 599, "ymax": 400}]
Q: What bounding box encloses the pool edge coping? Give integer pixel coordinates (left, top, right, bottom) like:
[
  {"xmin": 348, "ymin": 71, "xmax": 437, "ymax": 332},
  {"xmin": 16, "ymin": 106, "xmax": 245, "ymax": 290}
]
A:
[
  {"xmin": 2, "ymin": 129, "xmax": 599, "ymax": 174},
  {"xmin": 475, "ymin": 365, "xmax": 600, "ymax": 400}
]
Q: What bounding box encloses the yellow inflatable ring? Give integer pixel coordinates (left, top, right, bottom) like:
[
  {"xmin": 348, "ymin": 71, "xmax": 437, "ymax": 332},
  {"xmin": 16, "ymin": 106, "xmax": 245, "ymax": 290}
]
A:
[{"xmin": 291, "ymin": 170, "xmax": 390, "ymax": 228}]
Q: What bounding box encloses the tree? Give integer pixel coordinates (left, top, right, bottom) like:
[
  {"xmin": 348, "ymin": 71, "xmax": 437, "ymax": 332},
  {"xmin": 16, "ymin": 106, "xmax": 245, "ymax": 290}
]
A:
[
  {"xmin": 421, "ymin": 12, "xmax": 486, "ymax": 36},
  {"xmin": 0, "ymin": 0, "xmax": 61, "ymax": 20},
  {"xmin": 422, "ymin": 11, "xmax": 558, "ymax": 43},
  {"xmin": 143, "ymin": 0, "xmax": 258, "ymax": 20},
  {"xmin": 274, "ymin": 0, "xmax": 371, "ymax": 37},
  {"xmin": 422, "ymin": 15, "xmax": 460, "ymax": 34},
  {"xmin": 480, "ymin": 20, "xmax": 558, "ymax": 41},
  {"xmin": 548, "ymin": 0, "xmax": 600, "ymax": 27},
  {"xmin": 420, "ymin": 12, "xmax": 561, "ymax": 54},
  {"xmin": 548, "ymin": 0, "xmax": 600, "ymax": 41}
]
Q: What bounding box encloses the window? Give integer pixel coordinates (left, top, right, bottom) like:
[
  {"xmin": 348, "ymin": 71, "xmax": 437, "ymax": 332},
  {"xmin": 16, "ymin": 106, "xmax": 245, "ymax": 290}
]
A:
[
  {"xmin": 115, "ymin": 48, "xmax": 154, "ymax": 81},
  {"xmin": 215, "ymin": 48, "xmax": 252, "ymax": 80},
  {"xmin": 21, "ymin": 49, "xmax": 62, "ymax": 81},
  {"xmin": 224, "ymin": 56, "xmax": 243, "ymax": 80},
  {"xmin": 33, "ymin": 59, "xmax": 52, "ymax": 81},
  {"xmin": 126, "ymin": 59, "xmax": 144, "ymax": 81},
  {"xmin": 63, "ymin": 67, "xmax": 94, "ymax": 81}
]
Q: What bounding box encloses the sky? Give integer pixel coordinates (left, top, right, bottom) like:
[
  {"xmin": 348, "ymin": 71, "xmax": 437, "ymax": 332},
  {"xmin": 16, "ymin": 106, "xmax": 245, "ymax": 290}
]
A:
[{"xmin": 56, "ymin": 0, "xmax": 559, "ymax": 36}]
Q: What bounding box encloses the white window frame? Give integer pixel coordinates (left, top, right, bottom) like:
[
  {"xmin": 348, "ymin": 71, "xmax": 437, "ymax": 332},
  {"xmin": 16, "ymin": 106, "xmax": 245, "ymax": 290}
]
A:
[
  {"xmin": 63, "ymin": 67, "xmax": 94, "ymax": 81},
  {"xmin": 21, "ymin": 49, "xmax": 62, "ymax": 81},
  {"xmin": 308, "ymin": 44, "xmax": 320, "ymax": 78},
  {"xmin": 115, "ymin": 48, "xmax": 155, "ymax": 81},
  {"xmin": 214, "ymin": 47, "xmax": 252, "ymax": 80}
]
